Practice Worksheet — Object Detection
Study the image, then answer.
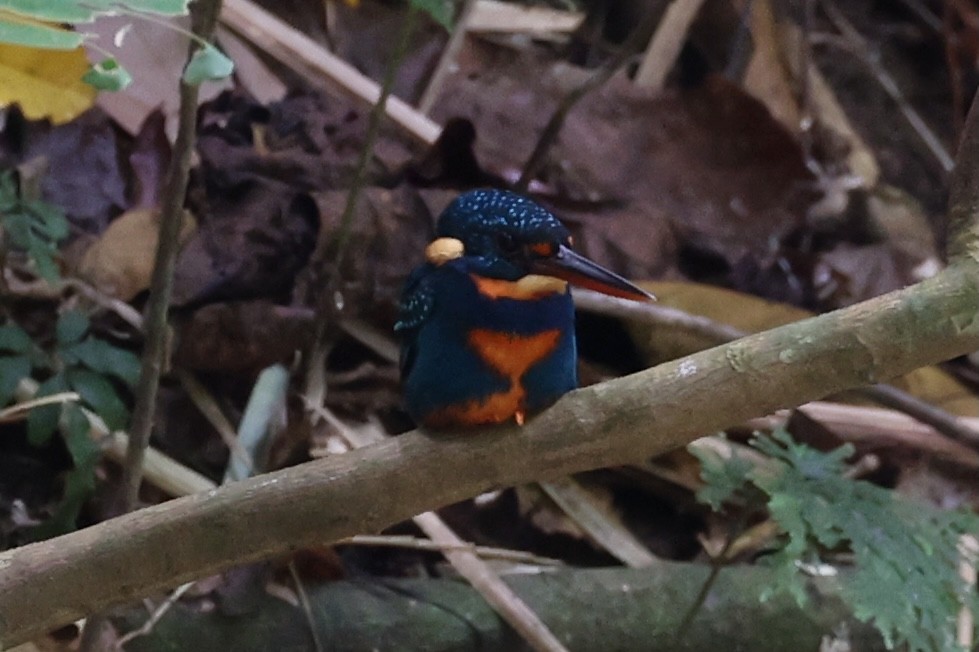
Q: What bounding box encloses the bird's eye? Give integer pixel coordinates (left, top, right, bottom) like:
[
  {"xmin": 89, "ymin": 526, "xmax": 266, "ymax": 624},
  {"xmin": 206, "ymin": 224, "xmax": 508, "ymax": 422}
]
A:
[
  {"xmin": 529, "ymin": 242, "xmax": 555, "ymax": 258},
  {"xmin": 495, "ymin": 232, "xmax": 521, "ymax": 256}
]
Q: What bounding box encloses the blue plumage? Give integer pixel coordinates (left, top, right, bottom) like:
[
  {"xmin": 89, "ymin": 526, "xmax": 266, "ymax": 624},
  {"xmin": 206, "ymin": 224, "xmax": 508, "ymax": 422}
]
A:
[{"xmin": 397, "ymin": 189, "xmax": 650, "ymax": 428}]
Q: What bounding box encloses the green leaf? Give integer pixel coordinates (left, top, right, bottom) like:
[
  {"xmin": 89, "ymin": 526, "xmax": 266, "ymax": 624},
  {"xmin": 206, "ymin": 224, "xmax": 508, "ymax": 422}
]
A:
[
  {"xmin": 67, "ymin": 368, "xmax": 128, "ymax": 430},
  {"xmin": 0, "ymin": 323, "xmax": 33, "ymax": 353},
  {"xmin": 698, "ymin": 428, "xmax": 979, "ymax": 652},
  {"xmin": 28, "ymin": 201, "xmax": 69, "ymax": 240},
  {"xmin": 27, "ymin": 236, "xmax": 60, "ymax": 282},
  {"xmin": 1, "ymin": 196, "xmax": 68, "ymax": 282},
  {"xmin": 26, "ymin": 372, "xmax": 67, "ymax": 445},
  {"xmin": 28, "ymin": 403, "xmax": 100, "ymax": 538},
  {"xmin": 0, "ymin": 170, "xmax": 17, "ymax": 210},
  {"xmin": 82, "ymin": 57, "xmax": 132, "ymax": 91},
  {"xmin": 2, "ymin": 212, "xmax": 33, "ymax": 248},
  {"xmin": 0, "ymin": 355, "xmax": 30, "ymax": 405},
  {"xmin": 56, "ymin": 310, "xmax": 89, "ymax": 345},
  {"xmin": 0, "ymin": 0, "xmax": 191, "ymax": 22},
  {"xmin": 182, "ymin": 42, "xmax": 234, "ymax": 85},
  {"xmin": 409, "ymin": 0, "xmax": 455, "ymax": 28},
  {"xmin": 689, "ymin": 440, "xmax": 756, "ymax": 511},
  {"xmin": 0, "ymin": 14, "xmax": 85, "ymax": 49},
  {"xmin": 0, "ymin": 1, "xmax": 96, "ymax": 22},
  {"xmin": 62, "ymin": 337, "xmax": 141, "ymax": 387},
  {"xmin": 62, "ymin": 402, "xmax": 98, "ymax": 466},
  {"xmin": 114, "ymin": 0, "xmax": 190, "ymax": 16}
]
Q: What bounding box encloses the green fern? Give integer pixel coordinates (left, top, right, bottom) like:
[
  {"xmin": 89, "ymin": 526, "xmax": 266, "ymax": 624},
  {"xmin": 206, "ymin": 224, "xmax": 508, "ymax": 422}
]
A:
[
  {"xmin": 0, "ymin": 312, "xmax": 140, "ymax": 536},
  {"xmin": 693, "ymin": 429, "xmax": 979, "ymax": 652}
]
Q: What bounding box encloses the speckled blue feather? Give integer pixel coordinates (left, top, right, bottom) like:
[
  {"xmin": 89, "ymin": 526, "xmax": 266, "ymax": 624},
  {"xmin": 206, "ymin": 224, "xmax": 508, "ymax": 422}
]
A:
[{"xmin": 396, "ymin": 189, "xmax": 577, "ymax": 427}]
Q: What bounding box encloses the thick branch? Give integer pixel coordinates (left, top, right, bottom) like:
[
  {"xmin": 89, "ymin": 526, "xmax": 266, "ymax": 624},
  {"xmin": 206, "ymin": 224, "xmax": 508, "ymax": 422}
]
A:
[{"xmin": 1, "ymin": 260, "xmax": 977, "ymax": 645}]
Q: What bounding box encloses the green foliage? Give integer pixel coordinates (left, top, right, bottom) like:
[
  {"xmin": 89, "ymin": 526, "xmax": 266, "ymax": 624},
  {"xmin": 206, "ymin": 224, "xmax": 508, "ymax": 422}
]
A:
[
  {"xmin": 82, "ymin": 57, "xmax": 133, "ymax": 91},
  {"xmin": 0, "ymin": 0, "xmax": 233, "ymax": 90},
  {"xmin": 692, "ymin": 429, "xmax": 979, "ymax": 652},
  {"xmin": 0, "ymin": 0, "xmax": 190, "ymax": 23},
  {"xmin": 0, "ymin": 171, "xmax": 69, "ymax": 283},
  {"xmin": 0, "ymin": 15, "xmax": 83, "ymax": 49},
  {"xmin": 0, "ymin": 311, "xmax": 141, "ymax": 535},
  {"xmin": 183, "ymin": 42, "xmax": 235, "ymax": 85}
]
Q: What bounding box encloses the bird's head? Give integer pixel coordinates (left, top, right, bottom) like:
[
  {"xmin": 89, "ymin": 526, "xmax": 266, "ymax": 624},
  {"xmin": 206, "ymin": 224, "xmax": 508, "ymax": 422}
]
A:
[{"xmin": 432, "ymin": 189, "xmax": 653, "ymax": 301}]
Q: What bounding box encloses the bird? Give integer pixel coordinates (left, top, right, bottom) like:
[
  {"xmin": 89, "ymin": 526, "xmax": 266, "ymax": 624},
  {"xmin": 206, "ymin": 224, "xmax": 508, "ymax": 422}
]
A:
[{"xmin": 396, "ymin": 189, "xmax": 653, "ymax": 429}]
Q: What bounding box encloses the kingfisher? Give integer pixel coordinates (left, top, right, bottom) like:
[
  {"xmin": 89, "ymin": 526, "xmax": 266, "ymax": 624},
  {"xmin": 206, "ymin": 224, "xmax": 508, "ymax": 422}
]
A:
[{"xmin": 396, "ymin": 189, "xmax": 653, "ymax": 429}]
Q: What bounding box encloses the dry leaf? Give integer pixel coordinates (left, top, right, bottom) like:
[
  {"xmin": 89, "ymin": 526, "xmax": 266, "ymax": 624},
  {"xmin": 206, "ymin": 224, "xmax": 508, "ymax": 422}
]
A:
[
  {"xmin": 76, "ymin": 207, "xmax": 196, "ymax": 300},
  {"xmin": 0, "ymin": 44, "xmax": 95, "ymax": 124}
]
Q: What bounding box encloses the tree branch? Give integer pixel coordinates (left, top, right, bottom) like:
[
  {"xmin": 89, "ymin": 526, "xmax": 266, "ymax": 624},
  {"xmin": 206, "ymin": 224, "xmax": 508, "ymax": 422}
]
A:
[{"xmin": 2, "ymin": 95, "xmax": 979, "ymax": 652}]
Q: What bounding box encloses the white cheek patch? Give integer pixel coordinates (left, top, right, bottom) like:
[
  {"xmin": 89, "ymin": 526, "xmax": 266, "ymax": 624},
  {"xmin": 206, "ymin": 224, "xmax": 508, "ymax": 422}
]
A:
[{"xmin": 425, "ymin": 237, "xmax": 465, "ymax": 265}]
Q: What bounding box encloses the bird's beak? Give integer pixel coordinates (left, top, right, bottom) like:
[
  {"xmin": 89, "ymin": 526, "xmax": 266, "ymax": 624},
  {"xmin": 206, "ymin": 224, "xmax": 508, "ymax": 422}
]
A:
[{"xmin": 531, "ymin": 245, "xmax": 655, "ymax": 302}]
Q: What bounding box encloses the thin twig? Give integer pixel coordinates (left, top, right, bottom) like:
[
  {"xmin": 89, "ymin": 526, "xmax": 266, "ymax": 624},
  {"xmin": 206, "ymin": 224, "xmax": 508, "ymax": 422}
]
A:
[
  {"xmin": 175, "ymin": 369, "xmax": 253, "ymax": 474},
  {"xmin": 16, "ymin": 375, "xmax": 216, "ymax": 496},
  {"xmin": 113, "ymin": 582, "xmax": 195, "ymax": 650},
  {"xmin": 674, "ymin": 516, "xmax": 746, "ymax": 642},
  {"xmin": 797, "ymin": 0, "xmax": 816, "ymax": 158},
  {"xmin": 288, "ymin": 562, "xmax": 326, "ymax": 652},
  {"xmin": 340, "ymin": 535, "xmax": 563, "ymax": 566},
  {"xmin": 749, "ymin": 401, "xmax": 979, "ymax": 470},
  {"xmin": 80, "ymin": 2, "xmax": 224, "ymax": 643},
  {"xmin": 220, "ymin": 0, "xmax": 441, "ymax": 145},
  {"xmin": 412, "ymin": 512, "xmax": 570, "ymax": 652},
  {"xmin": 819, "ymin": 0, "xmax": 954, "ymax": 173},
  {"xmin": 856, "ymin": 383, "xmax": 979, "ymax": 447},
  {"xmin": 303, "ymin": 5, "xmax": 420, "ymax": 430},
  {"xmin": 320, "ymin": 409, "xmax": 570, "ymax": 652},
  {"xmin": 119, "ymin": 0, "xmax": 225, "ymax": 513},
  {"xmin": 2, "ymin": 274, "xmax": 144, "ymax": 330},
  {"xmin": 957, "ymin": 534, "xmax": 979, "ymax": 647},
  {"xmin": 538, "ymin": 478, "xmax": 658, "ymax": 568},
  {"xmin": 574, "ymin": 288, "xmax": 979, "ymax": 451},
  {"xmin": 417, "ymin": 0, "xmax": 476, "ymax": 115},
  {"xmin": 0, "ymin": 392, "xmax": 80, "ymax": 421},
  {"xmin": 77, "ymin": 5, "xmax": 223, "ymax": 644},
  {"xmin": 331, "ymin": 5, "xmax": 420, "ymax": 264},
  {"xmin": 573, "ymin": 288, "xmax": 747, "ymax": 342},
  {"xmin": 515, "ymin": 5, "xmax": 662, "ymax": 191}
]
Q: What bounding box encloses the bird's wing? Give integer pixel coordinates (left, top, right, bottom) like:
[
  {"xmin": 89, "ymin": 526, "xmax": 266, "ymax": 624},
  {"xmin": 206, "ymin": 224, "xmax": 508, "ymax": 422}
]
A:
[{"xmin": 394, "ymin": 267, "xmax": 436, "ymax": 378}]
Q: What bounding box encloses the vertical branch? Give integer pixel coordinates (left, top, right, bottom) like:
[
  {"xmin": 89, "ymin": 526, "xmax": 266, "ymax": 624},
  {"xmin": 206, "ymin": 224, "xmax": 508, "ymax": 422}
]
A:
[
  {"xmin": 119, "ymin": 0, "xmax": 225, "ymax": 512},
  {"xmin": 330, "ymin": 5, "xmax": 419, "ymax": 265},
  {"xmin": 515, "ymin": 6, "xmax": 660, "ymax": 192},
  {"xmin": 949, "ymin": 87, "xmax": 979, "ymax": 261},
  {"xmin": 304, "ymin": 5, "xmax": 419, "ymax": 411}
]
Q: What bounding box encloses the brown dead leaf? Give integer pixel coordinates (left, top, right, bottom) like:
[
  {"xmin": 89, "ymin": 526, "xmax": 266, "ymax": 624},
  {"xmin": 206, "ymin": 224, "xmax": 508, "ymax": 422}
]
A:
[
  {"xmin": 76, "ymin": 207, "xmax": 196, "ymax": 301},
  {"xmin": 432, "ymin": 41, "xmax": 815, "ymax": 281},
  {"xmin": 0, "ymin": 107, "xmax": 129, "ymax": 234},
  {"xmin": 172, "ymin": 301, "xmax": 314, "ymax": 373},
  {"xmin": 171, "ymin": 188, "xmax": 319, "ymax": 309}
]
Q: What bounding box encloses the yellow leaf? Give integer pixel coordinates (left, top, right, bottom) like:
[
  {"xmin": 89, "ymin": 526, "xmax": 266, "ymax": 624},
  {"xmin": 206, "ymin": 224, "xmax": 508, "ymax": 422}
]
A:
[{"xmin": 0, "ymin": 43, "xmax": 95, "ymax": 124}]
